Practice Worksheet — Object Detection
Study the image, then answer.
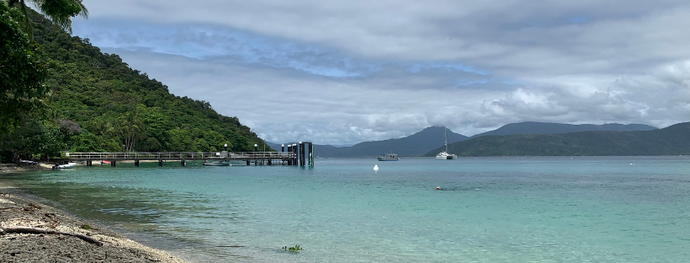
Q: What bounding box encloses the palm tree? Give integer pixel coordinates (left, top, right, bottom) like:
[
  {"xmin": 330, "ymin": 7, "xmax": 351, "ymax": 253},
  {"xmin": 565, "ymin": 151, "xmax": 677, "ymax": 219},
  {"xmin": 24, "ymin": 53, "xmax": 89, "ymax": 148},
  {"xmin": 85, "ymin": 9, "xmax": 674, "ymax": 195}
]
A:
[
  {"xmin": 118, "ymin": 111, "xmax": 146, "ymax": 152},
  {"xmin": 5, "ymin": 0, "xmax": 88, "ymax": 38}
]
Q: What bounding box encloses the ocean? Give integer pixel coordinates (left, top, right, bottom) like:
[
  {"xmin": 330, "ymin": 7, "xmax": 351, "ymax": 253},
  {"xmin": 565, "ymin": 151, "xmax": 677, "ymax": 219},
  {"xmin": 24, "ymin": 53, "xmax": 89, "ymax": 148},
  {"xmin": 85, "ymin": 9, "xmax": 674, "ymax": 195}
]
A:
[{"xmin": 3, "ymin": 156, "xmax": 690, "ymax": 262}]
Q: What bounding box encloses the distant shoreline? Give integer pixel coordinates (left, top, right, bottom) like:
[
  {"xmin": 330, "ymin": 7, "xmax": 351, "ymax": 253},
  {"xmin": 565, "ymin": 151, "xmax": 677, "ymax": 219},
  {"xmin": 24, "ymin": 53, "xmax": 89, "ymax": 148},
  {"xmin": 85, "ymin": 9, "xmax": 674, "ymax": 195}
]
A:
[
  {"xmin": 0, "ymin": 163, "xmax": 52, "ymax": 174},
  {"xmin": 0, "ymin": 169, "xmax": 189, "ymax": 262}
]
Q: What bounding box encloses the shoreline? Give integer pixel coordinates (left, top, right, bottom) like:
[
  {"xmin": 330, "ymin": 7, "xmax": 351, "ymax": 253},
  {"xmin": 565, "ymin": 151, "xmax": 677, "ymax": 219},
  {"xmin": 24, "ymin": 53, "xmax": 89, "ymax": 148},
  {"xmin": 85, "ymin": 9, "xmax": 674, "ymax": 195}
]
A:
[{"xmin": 0, "ymin": 168, "xmax": 189, "ymax": 262}]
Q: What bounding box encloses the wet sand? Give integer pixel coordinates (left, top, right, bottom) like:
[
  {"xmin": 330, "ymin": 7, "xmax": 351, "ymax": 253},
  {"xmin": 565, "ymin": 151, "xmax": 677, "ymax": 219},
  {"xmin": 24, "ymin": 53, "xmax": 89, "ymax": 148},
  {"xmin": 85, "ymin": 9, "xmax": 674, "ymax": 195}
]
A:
[{"xmin": 0, "ymin": 167, "xmax": 189, "ymax": 263}]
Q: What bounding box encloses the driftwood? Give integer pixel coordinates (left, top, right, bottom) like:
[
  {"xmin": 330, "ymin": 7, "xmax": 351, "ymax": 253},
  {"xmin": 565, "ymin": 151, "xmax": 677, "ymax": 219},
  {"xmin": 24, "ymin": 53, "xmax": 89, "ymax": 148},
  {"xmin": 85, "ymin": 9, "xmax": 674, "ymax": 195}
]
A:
[{"xmin": 0, "ymin": 227, "xmax": 103, "ymax": 246}]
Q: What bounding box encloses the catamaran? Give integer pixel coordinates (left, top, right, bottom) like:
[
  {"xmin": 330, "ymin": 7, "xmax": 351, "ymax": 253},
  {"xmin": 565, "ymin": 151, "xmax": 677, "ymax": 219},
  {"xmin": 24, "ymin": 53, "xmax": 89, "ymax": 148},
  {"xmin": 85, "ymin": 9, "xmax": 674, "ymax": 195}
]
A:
[{"xmin": 436, "ymin": 127, "xmax": 457, "ymax": 160}]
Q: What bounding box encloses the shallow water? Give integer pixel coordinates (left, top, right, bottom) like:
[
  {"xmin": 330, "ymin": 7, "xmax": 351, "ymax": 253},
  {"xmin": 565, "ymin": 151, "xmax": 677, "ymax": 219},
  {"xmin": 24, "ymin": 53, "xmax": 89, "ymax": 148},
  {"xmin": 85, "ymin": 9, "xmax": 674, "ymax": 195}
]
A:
[{"xmin": 4, "ymin": 156, "xmax": 690, "ymax": 262}]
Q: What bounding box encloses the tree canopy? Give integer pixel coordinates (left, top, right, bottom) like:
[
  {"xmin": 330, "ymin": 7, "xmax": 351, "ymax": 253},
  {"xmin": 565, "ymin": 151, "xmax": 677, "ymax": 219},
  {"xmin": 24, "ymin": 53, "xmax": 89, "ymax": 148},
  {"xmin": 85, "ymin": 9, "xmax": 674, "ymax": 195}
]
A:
[
  {"xmin": 0, "ymin": 2, "xmax": 49, "ymax": 133},
  {"xmin": 1, "ymin": 7, "xmax": 270, "ymax": 162},
  {"xmin": 5, "ymin": 0, "xmax": 88, "ymax": 38}
]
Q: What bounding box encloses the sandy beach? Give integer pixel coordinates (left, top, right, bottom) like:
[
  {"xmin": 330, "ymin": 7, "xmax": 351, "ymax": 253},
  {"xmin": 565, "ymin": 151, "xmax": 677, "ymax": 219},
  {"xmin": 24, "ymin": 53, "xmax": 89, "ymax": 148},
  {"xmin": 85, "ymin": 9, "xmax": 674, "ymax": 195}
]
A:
[{"xmin": 0, "ymin": 165, "xmax": 188, "ymax": 263}]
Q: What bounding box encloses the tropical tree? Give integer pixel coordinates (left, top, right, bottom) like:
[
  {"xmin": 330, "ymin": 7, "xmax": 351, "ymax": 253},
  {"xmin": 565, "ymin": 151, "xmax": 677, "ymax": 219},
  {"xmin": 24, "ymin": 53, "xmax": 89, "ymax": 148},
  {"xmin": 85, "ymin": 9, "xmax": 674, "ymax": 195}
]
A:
[
  {"xmin": 0, "ymin": 115, "xmax": 67, "ymax": 162},
  {"xmin": 0, "ymin": 2, "xmax": 49, "ymax": 133},
  {"xmin": 118, "ymin": 109, "xmax": 146, "ymax": 152},
  {"xmin": 5, "ymin": 0, "xmax": 87, "ymax": 38}
]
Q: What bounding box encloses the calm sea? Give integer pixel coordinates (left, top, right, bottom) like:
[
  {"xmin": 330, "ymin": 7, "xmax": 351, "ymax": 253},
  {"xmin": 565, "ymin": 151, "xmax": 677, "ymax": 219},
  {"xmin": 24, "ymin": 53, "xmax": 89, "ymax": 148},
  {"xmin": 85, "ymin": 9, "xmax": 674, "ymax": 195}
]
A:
[{"xmin": 3, "ymin": 156, "xmax": 690, "ymax": 262}]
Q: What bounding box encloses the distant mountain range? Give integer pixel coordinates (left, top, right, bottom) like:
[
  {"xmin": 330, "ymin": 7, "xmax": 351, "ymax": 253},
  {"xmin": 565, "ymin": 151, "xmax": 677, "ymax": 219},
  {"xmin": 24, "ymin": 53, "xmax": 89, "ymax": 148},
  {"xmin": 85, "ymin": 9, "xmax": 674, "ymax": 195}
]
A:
[
  {"xmin": 471, "ymin": 122, "xmax": 657, "ymax": 138},
  {"xmin": 268, "ymin": 126, "xmax": 468, "ymax": 157},
  {"xmin": 424, "ymin": 122, "xmax": 688, "ymax": 157},
  {"xmin": 269, "ymin": 121, "xmax": 665, "ymax": 157}
]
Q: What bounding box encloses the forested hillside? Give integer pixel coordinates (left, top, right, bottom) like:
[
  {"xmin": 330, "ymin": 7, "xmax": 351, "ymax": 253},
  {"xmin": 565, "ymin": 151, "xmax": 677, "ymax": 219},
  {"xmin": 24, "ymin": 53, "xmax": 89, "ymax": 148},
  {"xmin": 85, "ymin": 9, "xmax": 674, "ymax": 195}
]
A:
[
  {"xmin": 424, "ymin": 122, "xmax": 690, "ymax": 156},
  {"xmin": 269, "ymin": 126, "xmax": 467, "ymax": 158},
  {"xmin": 1, "ymin": 9, "xmax": 268, "ymax": 161},
  {"xmin": 471, "ymin": 122, "xmax": 657, "ymax": 138}
]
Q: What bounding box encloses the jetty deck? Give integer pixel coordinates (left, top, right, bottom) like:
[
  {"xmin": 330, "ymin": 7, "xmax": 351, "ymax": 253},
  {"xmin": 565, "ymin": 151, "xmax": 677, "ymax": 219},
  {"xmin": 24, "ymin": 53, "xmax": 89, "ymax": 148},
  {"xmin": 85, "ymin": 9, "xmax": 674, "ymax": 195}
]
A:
[
  {"xmin": 65, "ymin": 151, "xmax": 293, "ymax": 161},
  {"xmin": 60, "ymin": 142, "xmax": 315, "ymax": 167},
  {"xmin": 60, "ymin": 151, "xmax": 297, "ymax": 166}
]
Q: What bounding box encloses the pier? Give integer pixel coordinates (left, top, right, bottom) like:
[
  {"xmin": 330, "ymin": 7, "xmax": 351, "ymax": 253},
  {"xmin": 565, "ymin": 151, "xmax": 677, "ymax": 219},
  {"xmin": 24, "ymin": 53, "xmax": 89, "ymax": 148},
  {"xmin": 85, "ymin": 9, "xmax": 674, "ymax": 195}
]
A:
[{"xmin": 61, "ymin": 142, "xmax": 315, "ymax": 167}]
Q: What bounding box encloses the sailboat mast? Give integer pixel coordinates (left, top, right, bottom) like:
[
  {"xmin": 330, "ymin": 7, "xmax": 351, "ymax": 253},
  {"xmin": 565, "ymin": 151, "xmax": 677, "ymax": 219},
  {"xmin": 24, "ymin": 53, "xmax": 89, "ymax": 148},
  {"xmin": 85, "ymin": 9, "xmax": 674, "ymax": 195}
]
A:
[{"xmin": 444, "ymin": 127, "xmax": 448, "ymax": 152}]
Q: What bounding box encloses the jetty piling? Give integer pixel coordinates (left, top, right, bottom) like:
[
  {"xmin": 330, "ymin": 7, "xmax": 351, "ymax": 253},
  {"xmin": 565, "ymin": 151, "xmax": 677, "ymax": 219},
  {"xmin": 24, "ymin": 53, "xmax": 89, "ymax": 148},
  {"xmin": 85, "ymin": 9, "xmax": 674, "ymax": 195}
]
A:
[
  {"xmin": 308, "ymin": 142, "xmax": 314, "ymax": 167},
  {"xmin": 298, "ymin": 142, "xmax": 304, "ymax": 167},
  {"xmin": 59, "ymin": 148, "xmax": 311, "ymax": 167}
]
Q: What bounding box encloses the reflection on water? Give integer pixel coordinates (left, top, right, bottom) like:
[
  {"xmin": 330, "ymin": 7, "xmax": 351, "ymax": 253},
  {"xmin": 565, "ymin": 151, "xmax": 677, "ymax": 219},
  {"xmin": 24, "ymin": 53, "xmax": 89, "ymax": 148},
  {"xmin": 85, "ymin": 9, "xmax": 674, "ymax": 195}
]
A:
[{"xmin": 3, "ymin": 156, "xmax": 690, "ymax": 262}]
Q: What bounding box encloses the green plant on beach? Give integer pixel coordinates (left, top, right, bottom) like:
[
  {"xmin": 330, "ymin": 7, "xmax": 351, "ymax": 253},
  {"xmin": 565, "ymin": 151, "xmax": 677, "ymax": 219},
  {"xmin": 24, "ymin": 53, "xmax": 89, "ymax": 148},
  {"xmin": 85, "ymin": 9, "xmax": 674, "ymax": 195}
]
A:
[{"xmin": 282, "ymin": 245, "xmax": 303, "ymax": 253}]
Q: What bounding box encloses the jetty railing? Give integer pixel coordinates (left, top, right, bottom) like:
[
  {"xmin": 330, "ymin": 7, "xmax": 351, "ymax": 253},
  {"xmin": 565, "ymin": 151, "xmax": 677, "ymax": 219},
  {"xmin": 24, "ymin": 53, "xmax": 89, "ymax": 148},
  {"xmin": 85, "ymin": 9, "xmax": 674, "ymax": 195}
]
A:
[
  {"xmin": 64, "ymin": 152, "xmax": 295, "ymax": 160},
  {"xmin": 61, "ymin": 142, "xmax": 314, "ymax": 167}
]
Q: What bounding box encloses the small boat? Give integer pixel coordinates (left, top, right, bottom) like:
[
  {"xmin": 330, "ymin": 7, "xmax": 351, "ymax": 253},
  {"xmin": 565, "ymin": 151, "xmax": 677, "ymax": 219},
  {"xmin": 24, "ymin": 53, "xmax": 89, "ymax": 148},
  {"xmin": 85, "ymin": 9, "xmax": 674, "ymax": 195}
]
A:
[
  {"xmin": 204, "ymin": 160, "xmax": 231, "ymax": 166},
  {"xmin": 100, "ymin": 160, "xmax": 111, "ymax": 165},
  {"xmin": 377, "ymin": 153, "xmax": 399, "ymax": 161},
  {"xmin": 57, "ymin": 162, "xmax": 77, "ymax": 169},
  {"xmin": 436, "ymin": 127, "xmax": 457, "ymax": 160},
  {"xmin": 436, "ymin": 151, "xmax": 457, "ymax": 160},
  {"xmin": 19, "ymin": 160, "xmax": 39, "ymax": 165}
]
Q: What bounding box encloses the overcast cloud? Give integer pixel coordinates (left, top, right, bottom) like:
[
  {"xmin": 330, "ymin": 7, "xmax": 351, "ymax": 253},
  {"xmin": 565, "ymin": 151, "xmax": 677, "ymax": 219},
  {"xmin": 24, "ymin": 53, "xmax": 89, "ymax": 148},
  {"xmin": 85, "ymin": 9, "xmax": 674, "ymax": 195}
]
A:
[{"xmin": 69, "ymin": 0, "xmax": 690, "ymax": 145}]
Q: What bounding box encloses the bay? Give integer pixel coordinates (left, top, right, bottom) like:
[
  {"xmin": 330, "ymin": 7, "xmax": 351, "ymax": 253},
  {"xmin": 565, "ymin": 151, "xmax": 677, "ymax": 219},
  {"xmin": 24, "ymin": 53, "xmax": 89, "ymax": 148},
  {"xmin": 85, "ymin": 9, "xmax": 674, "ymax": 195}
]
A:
[{"xmin": 3, "ymin": 156, "xmax": 690, "ymax": 262}]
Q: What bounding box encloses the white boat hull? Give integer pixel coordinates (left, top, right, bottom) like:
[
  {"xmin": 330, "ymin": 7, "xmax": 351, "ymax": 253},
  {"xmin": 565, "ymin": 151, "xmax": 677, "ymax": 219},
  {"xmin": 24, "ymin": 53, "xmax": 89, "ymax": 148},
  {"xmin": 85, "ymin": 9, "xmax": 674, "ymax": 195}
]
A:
[
  {"xmin": 204, "ymin": 161, "xmax": 231, "ymax": 166},
  {"xmin": 435, "ymin": 152, "xmax": 457, "ymax": 160},
  {"xmin": 57, "ymin": 163, "xmax": 77, "ymax": 169}
]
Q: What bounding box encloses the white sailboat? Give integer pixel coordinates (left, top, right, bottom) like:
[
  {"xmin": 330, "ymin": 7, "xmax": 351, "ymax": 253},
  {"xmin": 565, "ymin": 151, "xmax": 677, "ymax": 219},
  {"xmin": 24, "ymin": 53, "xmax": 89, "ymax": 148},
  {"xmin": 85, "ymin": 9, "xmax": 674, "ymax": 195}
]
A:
[{"xmin": 436, "ymin": 127, "xmax": 457, "ymax": 160}]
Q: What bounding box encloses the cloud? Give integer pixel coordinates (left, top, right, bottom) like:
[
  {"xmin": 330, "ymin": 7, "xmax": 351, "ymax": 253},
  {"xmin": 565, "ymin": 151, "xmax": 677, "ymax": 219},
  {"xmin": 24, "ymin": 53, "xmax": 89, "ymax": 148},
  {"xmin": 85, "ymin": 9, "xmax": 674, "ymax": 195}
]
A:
[{"xmin": 69, "ymin": 0, "xmax": 690, "ymax": 144}]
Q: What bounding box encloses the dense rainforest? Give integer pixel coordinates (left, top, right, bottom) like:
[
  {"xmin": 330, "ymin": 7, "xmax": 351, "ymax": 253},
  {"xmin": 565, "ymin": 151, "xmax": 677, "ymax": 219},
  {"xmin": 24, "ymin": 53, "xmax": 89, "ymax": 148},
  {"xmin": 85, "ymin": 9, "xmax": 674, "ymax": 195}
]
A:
[{"xmin": 1, "ymin": 6, "xmax": 269, "ymax": 162}]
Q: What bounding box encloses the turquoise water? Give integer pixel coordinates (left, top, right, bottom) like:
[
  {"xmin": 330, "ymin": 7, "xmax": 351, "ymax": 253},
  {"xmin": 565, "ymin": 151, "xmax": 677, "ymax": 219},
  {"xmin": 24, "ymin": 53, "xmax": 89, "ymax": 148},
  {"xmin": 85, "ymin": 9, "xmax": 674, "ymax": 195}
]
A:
[{"xmin": 3, "ymin": 156, "xmax": 690, "ymax": 262}]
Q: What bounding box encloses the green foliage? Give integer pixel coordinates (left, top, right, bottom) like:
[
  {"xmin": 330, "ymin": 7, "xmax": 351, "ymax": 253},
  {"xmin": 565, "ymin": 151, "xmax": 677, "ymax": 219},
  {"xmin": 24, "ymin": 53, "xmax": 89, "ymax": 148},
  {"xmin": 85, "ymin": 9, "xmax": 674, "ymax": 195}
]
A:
[
  {"xmin": 40, "ymin": 0, "xmax": 83, "ymax": 19},
  {"xmin": 282, "ymin": 245, "xmax": 303, "ymax": 253},
  {"xmin": 0, "ymin": 116, "xmax": 67, "ymax": 162},
  {"xmin": 8, "ymin": 0, "xmax": 88, "ymax": 37},
  {"xmin": 24, "ymin": 9, "xmax": 267, "ymax": 154},
  {"xmin": 0, "ymin": 2, "xmax": 50, "ymax": 133},
  {"xmin": 70, "ymin": 131, "xmax": 101, "ymax": 151},
  {"xmin": 0, "ymin": 6, "xmax": 267, "ymax": 161}
]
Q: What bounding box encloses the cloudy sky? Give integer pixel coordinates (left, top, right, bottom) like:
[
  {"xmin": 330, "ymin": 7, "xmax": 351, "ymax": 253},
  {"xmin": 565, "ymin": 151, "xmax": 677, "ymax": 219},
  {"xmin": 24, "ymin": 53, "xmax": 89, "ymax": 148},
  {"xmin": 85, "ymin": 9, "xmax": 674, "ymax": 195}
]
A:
[{"xmin": 67, "ymin": 0, "xmax": 690, "ymax": 145}]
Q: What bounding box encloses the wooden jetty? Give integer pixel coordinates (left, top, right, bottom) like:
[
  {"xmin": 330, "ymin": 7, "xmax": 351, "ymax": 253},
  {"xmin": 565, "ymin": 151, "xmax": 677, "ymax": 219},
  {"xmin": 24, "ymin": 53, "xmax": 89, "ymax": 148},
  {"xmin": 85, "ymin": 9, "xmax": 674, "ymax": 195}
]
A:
[{"xmin": 62, "ymin": 142, "xmax": 316, "ymax": 167}]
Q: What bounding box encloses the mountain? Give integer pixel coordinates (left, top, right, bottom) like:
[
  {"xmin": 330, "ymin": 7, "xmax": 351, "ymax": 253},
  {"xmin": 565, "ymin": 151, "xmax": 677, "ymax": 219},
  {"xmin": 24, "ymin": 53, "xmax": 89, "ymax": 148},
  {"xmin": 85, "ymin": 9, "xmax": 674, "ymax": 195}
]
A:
[
  {"xmin": 8, "ymin": 10, "xmax": 267, "ymax": 154},
  {"xmin": 269, "ymin": 126, "xmax": 468, "ymax": 157},
  {"xmin": 424, "ymin": 122, "xmax": 690, "ymax": 156},
  {"xmin": 472, "ymin": 122, "xmax": 657, "ymax": 138}
]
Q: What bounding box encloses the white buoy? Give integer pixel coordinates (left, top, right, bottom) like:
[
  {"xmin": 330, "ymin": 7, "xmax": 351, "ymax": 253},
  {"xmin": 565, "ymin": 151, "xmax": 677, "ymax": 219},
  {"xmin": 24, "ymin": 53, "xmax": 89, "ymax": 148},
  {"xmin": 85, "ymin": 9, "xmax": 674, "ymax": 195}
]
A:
[{"xmin": 373, "ymin": 164, "xmax": 379, "ymax": 171}]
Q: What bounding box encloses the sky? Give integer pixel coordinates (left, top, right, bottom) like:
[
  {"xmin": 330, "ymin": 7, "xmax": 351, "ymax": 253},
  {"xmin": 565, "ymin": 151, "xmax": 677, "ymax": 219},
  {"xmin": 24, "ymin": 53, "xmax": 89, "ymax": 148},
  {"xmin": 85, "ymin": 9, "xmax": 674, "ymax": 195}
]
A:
[{"xmin": 66, "ymin": 0, "xmax": 690, "ymax": 145}]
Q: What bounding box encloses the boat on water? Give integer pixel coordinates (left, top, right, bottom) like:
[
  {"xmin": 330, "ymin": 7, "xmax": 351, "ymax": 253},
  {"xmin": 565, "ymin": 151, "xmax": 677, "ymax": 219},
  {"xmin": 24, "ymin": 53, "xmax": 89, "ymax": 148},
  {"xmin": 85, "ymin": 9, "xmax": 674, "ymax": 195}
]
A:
[
  {"xmin": 204, "ymin": 160, "xmax": 231, "ymax": 166},
  {"xmin": 436, "ymin": 151, "xmax": 457, "ymax": 160},
  {"xmin": 377, "ymin": 153, "xmax": 399, "ymax": 161},
  {"xmin": 56, "ymin": 162, "xmax": 77, "ymax": 169},
  {"xmin": 436, "ymin": 127, "xmax": 457, "ymax": 160}
]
